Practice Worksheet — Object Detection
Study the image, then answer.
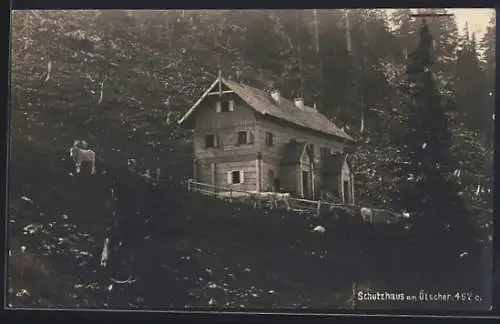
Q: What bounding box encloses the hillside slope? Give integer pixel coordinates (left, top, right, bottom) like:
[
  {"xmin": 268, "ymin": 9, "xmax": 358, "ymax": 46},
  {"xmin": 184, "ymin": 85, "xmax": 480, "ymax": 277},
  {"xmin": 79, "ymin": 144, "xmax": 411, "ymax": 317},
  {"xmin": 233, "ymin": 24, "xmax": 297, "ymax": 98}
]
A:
[
  {"xmin": 8, "ymin": 136, "xmax": 360, "ymax": 309},
  {"xmin": 8, "ymin": 135, "xmax": 491, "ymax": 310}
]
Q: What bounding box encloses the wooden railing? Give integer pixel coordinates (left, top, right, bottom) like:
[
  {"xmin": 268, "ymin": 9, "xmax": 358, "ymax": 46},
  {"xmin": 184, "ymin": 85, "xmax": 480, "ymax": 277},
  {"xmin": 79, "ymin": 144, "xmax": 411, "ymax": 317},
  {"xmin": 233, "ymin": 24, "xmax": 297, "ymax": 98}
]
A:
[{"xmin": 186, "ymin": 179, "xmax": 357, "ymax": 217}]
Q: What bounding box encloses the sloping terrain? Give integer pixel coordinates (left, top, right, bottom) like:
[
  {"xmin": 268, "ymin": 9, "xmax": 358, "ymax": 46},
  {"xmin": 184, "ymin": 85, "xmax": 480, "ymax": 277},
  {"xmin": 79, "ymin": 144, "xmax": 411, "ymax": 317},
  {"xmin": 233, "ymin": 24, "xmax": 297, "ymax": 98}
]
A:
[{"xmin": 8, "ymin": 135, "xmax": 491, "ymax": 310}]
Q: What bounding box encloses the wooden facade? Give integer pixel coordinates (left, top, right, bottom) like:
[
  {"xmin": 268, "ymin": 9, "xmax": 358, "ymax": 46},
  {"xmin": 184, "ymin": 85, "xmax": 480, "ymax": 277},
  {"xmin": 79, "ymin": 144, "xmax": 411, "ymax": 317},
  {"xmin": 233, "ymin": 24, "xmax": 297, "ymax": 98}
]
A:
[{"xmin": 179, "ymin": 77, "xmax": 357, "ymax": 203}]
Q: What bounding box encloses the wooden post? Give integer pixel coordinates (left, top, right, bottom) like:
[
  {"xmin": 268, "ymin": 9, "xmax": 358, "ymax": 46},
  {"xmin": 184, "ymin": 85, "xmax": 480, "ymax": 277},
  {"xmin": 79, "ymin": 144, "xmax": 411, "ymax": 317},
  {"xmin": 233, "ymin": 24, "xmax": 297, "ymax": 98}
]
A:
[
  {"xmin": 316, "ymin": 200, "xmax": 321, "ymax": 218},
  {"xmin": 311, "ymin": 162, "xmax": 315, "ymax": 200},
  {"xmin": 256, "ymin": 152, "xmax": 262, "ymax": 192},
  {"xmin": 351, "ymin": 281, "xmax": 356, "ymax": 310},
  {"xmin": 350, "ymin": 173, "xmax": 355, "ymax": 205},
  {"xmin": 193, "ymin": 158, "xmax": 198, "ymax": 182},
  {"xmin": 211, "ymin": 162, "xmax": 216, "ymax": 197},
  {"xmin": 339, "ymin": 175, "xmax": 344, "ymax": 204}
]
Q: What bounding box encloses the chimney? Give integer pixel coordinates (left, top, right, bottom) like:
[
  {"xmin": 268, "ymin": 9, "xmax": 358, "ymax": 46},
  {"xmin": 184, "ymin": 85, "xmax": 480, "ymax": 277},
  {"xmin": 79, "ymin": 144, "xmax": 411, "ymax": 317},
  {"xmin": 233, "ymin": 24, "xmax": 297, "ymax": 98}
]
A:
[
  {"xmin": 271, "ymin": 89, "xmax": 280, "ymax": 103},
  {"xmin": 294, "ymin": 98, "xmax": 305, "ymax": 110}
]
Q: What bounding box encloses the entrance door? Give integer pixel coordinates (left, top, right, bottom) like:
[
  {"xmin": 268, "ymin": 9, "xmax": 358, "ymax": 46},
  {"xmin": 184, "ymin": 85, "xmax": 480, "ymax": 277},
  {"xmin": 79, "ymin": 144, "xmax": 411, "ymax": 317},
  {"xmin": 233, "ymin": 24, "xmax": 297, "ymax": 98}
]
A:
[
  {"xmin": 343, "ymin": 180, "xmax": 350, "ymax": 204},
  {"xmin": 302, "ymin": 171, "xmax": 310, "ymax": 198},
  {"xmin": 268, "ymin": 170, "xmax": 275, "ymax": 191}
]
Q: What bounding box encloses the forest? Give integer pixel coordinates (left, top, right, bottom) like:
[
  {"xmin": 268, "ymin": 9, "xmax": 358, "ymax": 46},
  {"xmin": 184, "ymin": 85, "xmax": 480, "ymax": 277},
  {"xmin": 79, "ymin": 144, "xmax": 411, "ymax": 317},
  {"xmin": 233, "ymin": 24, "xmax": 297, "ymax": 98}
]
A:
[{"xmin": 8, "ymin": 9, "xmax": 494, "ymax": 310}]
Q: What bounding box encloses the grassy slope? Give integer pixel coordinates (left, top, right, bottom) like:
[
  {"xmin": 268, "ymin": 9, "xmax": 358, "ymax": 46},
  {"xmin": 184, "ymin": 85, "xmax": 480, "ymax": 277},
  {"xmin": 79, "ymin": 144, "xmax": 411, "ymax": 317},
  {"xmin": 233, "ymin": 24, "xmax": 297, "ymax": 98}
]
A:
[{"xmin": 8, "ymin": 134, "xmax": 491, "ymax": 311}]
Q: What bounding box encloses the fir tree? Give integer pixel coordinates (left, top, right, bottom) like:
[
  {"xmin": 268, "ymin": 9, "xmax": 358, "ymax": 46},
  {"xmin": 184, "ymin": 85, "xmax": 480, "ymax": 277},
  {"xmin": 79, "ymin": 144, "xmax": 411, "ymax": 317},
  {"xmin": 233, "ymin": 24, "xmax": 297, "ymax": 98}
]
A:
[
  {"xmin": 455, "ymin": 28, "xmax": 486, "ymax": 133},
  {"xmin": 480, "ymin": 16, "xmax": 495, "ymax": 147},
  {"xmin": 392, "ymin": 21, "xmax": 477, "ymax": 252}
]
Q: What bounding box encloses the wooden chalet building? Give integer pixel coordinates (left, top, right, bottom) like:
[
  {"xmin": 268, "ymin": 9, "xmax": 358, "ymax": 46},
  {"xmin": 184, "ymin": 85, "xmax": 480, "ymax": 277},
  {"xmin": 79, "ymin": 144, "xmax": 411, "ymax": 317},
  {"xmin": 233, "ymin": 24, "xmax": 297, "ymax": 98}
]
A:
[{"xmin": 178, "ymin": 76, "xmax": 357, "ymax": 203}]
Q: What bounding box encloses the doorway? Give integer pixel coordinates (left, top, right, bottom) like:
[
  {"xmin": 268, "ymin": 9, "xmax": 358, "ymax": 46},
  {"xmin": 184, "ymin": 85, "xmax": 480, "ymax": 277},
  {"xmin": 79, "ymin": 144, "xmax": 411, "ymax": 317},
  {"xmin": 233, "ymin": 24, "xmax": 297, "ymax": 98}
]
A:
[
  {"xmin": 302, "ymin": 171, "xmax": 310, "ymax": 198},
  {"xmin": 343, "ymin": 180, "xmax": 350, "ymax": 204},
  {"xmin": 268, "ymin": 170, "xmax": 275, "ymax": 191}
]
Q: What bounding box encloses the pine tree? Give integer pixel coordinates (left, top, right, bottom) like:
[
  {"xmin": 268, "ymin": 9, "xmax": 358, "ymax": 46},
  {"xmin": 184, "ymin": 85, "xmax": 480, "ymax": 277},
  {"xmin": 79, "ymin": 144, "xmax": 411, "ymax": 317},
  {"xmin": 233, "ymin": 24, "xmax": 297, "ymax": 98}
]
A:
[
  {"xmin": 480, "ymin": 16, "xmax": 495, "ymax": 147},
  {"xmin": 391, "ymin": 21, "xmax": 477, "ymax": 252},
  {"xmin": 455, "ymin": 26, "xmax": 486, "ymax": 132}
]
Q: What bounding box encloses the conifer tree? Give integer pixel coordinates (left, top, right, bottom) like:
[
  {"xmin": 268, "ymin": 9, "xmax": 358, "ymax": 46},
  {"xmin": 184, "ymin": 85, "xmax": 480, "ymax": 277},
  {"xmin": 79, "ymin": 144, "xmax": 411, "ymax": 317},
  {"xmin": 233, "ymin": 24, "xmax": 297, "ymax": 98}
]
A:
[
  {"xmin": 455, "ymin": 27, "xmax": 486, "ymax": 132},
  {"xmin": 391, "ymin": 21, "xmax": 477, "ymax": 251}
]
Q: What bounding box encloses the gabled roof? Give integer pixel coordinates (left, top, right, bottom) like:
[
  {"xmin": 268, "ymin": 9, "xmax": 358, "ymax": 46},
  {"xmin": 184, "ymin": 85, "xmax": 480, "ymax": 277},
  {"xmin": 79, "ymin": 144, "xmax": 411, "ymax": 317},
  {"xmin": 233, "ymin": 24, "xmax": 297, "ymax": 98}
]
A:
[
  {"xmin": 178, "ymin": 77, "xmax": 355, "ymax": 143},
  {"xmin": 322, "ymin": 153, "xmax": 352, "ymax": 175},
  {"xmin": 280, "ymin": 141, "xmax": 312, "ymax": 165}
]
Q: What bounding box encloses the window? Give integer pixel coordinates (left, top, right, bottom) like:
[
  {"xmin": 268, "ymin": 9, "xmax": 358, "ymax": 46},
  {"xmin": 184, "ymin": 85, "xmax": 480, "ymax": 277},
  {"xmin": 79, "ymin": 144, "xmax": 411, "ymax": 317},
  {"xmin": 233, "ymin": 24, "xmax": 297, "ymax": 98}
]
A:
[
  {"xmin": 205, "ymin": 134, "xmax": 215, "ymax": 148},
  {"xmin": 320, "ymin": 147, "xmax": 330, "ymax": 158},
  {"xmin": 228, "ymin": 170, "xmax": 244, "ymax": 184},
  {"xmin": 237, "ymin": 131, "xmax": 248, "ymax": 145},
  {"xmin": 266, "ymin": 132, "xmax": 274, "ymax": 146},
  {"xmin": 216, "ymin": 100, "xmax": 234, "ymax": 113}
]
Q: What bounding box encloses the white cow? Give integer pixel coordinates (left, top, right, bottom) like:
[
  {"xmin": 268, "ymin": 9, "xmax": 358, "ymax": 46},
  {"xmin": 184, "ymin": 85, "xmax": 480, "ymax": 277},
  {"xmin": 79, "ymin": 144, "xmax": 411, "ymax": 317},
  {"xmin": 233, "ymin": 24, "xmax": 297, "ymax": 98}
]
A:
[
  {"xmin": 249, "ymin": 191, "xmax": 289, "ymax": 209},
  {"xmin": 69, "ymin": 146, "xmax": 96, "ymax": 175},
  {"xmin": 360, "ymin": 207, "xmax": 373, "ymax": 222},
  {"xmin": 73, "ymin": 140, "xmax": 89, "ymax": 149},
  {"xmin": 312, "ymin": 225, "xmax": 326, "ymax": 233},
  {"xmin": 100, "ymin": 237, "xmax": 110, "ymax": 268},
  {"xmin": 274, "ymin": 192, "xmax": 291, "ymax": 210}
]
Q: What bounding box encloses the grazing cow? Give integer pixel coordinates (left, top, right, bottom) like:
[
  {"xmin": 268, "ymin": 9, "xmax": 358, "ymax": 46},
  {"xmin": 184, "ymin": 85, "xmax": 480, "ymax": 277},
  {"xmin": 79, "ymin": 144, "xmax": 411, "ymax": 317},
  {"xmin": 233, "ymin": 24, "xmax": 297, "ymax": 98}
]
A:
[
  {"xmin": 360, "ymin": 207, "xmax": 373, "ymax": 222},
  {"xmin": 100, "ymin": 237, "xmax": 110, "ymax": 268},
  {"xmin": 69, "ymin": 146, "xmax": 96, "ymax": 175},
  {"xmin": 249, "ymin": 191, "xmax": 275, "ymax": 208},
  {"xmin": 73, "ymin": 140, "xmax": 89, "ymax": 149},
  {"xmin": 247, "ymin": 191, "xmax": 291, "ymax": 209},
  {"xmin": 274, "ymin": 192, "xmax": 291, "ymax": 210},
  {"xmin": 216, "ymin": 191, "xmax": 250, "ymax": 201},
  {"xmin": 312, "ymin": 225, "xmax": 326, "ymax": 233}
]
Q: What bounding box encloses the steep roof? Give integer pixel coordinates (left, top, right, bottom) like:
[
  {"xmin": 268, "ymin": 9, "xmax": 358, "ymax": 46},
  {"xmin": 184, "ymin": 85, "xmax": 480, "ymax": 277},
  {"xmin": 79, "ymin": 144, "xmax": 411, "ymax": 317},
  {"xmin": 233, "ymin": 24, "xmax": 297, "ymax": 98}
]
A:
[
  {"xmin": 322, "ymin": 153, "xmax": 352, "ymax": 175},
  {"xmin": 178, "ymin": 77, "xmax": 355, "ymax": 143},
  {"xmin": 280, "ymin": 141, "xmax": 309, "ymax": 165}
]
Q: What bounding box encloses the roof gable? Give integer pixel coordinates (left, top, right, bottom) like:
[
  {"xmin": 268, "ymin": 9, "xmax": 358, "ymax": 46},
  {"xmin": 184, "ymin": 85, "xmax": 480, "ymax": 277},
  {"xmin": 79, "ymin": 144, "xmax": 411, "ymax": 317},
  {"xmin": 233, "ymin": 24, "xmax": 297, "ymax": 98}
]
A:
[
  {"xmin": 323, "ymin": 153, "xmax": 352, "ymax": 175},
  {"xmin": 177, "ymin": 78, "xmax": 220, "ymax": 125},
  {"xmin": 178, "ymin": 77, "xmax": 355, "ymax": 143},
  {"xmin": 281, "ymin": 141, "xmax": 314, "ymax": 165}
]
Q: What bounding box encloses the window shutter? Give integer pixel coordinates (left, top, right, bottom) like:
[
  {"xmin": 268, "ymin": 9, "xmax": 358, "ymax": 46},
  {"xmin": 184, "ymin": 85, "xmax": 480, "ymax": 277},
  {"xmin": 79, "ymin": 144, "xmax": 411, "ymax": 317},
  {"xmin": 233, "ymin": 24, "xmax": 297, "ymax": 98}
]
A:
[
  {"xmin": 214, "ymin": 135, "xmax": 219, "ymax": 148},
  {"xmin": 248, "ymin": 131, "xmax": 254, "ymax": 144},
  {"xmin": 235, "ymin": 133, "xmax": 240, "ymax": 146},
  {"xmin": 240, "ymin": 171, "xmax": 245, "ymax": 184},
  {"xmin": 216, "ymin": 101, "xmax": 221, "ymax": 113},
  {"xmin": 227, "ymin": 171, "xmax": 232, "ymax": 184},
  {"xmin": 203, "ymin": 136, "xmax": 207, "ymax": 149},
  {"xmin": 229, "ymin": 100, "xmax": 235, "ymax": 111}
]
